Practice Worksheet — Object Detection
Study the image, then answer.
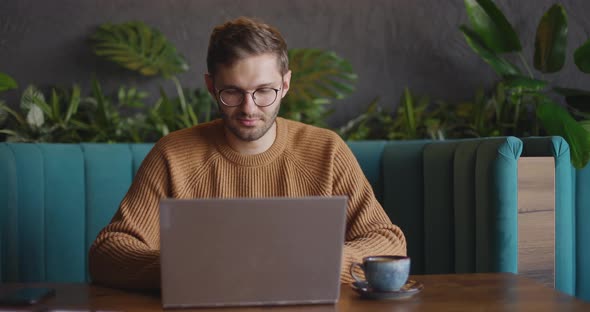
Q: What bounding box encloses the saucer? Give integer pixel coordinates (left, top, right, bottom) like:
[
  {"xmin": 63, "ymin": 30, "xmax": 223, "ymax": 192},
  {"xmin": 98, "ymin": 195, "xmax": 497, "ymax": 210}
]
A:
[{"xmin": 351, "ymin": 279, "xmax": 423, "ymax": 300}]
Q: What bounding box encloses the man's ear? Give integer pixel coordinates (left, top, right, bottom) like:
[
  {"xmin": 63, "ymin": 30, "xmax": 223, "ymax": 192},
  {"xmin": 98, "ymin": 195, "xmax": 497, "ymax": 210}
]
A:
[
  {"xmin": 280, "ymin": 70, "xmax": 292, "ymax": 99},
  {"xmin": 204, "ymin": 73, "xmax": 216, "ymax": 98}
]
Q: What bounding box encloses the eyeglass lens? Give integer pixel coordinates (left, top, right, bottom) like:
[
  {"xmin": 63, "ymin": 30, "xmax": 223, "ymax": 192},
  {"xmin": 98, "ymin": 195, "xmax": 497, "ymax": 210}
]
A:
[{"xmin": 220, "ymin": 88, "xmax": 279, "ymax": 107}]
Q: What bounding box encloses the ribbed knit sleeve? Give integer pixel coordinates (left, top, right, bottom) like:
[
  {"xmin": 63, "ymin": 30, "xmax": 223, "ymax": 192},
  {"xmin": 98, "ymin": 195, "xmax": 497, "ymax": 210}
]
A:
[
  {"xmin": 88, "ymin": 143, "xmax": 170, "ymax": 290},
  {"xmin": 331, "ymin": 138, "xmax": 407, "ymax": 283}
]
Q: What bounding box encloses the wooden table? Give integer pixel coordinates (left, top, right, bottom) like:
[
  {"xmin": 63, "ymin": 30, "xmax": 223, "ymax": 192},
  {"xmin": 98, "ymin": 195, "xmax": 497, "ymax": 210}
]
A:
[{"xmin": 1, "ymin": 273, "xmax": 588, "ymax": 311}]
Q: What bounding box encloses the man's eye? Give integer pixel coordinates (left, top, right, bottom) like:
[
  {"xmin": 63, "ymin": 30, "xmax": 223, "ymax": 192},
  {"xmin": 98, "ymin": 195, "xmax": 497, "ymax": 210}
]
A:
[
  {"xmin": 224, "ymin": 89, "xmax": 241, "ymax": 95},
  {"xmin": 256, "ymin": 88, "xmax": 274, "ymax": 95}
]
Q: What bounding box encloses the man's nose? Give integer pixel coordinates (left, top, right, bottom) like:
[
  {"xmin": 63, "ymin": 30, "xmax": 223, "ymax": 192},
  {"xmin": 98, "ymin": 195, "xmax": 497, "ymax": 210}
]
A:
[{"xmin": 240, "ymin": 92, "xmax": 258, "ymax": 114}]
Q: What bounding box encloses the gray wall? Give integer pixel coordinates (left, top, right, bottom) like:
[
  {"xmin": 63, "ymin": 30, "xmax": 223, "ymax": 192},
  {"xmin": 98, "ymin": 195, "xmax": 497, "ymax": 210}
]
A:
[{"xmin": 1, "ymin": 0, "xmax": 590, "ymax": 127}]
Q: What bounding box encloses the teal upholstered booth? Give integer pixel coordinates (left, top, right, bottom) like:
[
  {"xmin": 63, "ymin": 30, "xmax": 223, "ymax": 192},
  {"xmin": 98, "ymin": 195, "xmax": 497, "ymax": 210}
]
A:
[
  {"xmin": 1, "ymin": 137, "xmax": 523, "ymax": 283},
  {"xmin": 520, "ymin": 137, "xmax": 576, "ymax": 297},
  {"xmin": 0, "ymin": 143, "xmax": 153, "ymax": 282},
  {"xmin": 348, "ymin": 138, "xmax": 523, "ymax": 275},
  {"xmin": 527, "ymin": 136, "xmax": 590, "ymax": 301}
]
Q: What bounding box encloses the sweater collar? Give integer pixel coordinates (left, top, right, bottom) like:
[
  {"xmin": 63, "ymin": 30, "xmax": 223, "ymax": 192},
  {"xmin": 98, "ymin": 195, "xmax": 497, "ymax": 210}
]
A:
[{"xmin": 215, "ymin": 117, "xmax": 288, "ymax": 167}]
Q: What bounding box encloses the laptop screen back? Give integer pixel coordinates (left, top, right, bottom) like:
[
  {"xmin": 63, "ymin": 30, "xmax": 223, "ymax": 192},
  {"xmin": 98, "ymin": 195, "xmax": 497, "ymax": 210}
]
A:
[{"xmin": 159, "ymin": 196, "xmax": 347, "ymax": 308}]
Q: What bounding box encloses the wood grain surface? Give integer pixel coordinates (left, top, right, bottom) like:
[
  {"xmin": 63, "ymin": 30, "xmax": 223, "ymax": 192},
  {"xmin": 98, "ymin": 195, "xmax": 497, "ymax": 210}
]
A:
[
  {"xmin": 1, "ymin": 273, "xmax": 587, "ymax": 311},
  {"xmin": 518, "ymin": 157, "xmax": 555, "ymax": 288}
]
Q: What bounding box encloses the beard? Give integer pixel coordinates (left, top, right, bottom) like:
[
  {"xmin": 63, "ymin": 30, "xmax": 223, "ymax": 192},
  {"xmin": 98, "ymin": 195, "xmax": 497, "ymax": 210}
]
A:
[{"xmin": 219, "ymin": 103, "xmax": 280, "ymax": 142}]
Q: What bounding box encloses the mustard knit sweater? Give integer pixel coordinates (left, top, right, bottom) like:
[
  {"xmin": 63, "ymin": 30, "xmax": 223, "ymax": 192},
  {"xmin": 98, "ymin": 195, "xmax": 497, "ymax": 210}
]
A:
[{"xmin": 88, "ymin": 117, "xmax": 406, "ymax": 289}]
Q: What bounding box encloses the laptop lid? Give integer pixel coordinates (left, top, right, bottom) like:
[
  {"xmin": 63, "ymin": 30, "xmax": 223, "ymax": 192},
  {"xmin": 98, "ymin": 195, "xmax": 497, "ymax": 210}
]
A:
[{"xmin": 159, "ymin": 196, "xmax": 347, "ymax": 308}]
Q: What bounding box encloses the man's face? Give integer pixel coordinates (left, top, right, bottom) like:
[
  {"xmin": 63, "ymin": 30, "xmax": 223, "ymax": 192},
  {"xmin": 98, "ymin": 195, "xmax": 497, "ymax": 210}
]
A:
[{"xmin": 206, "ymin": 53, "xmax": 291, "ymax": 143}]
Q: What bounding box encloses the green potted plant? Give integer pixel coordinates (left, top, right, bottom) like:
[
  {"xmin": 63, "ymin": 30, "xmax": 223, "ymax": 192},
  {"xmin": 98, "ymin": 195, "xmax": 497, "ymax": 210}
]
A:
[
  {"xmin": 338, "ymin": 88, "xmax": 448, "ymax": 141},
  {"xmin": 459, "ymin": 0, "xmax": 590, "ymax": 168},
  {"xmin": 0, "ymin": 77, "xmax": 88, "ymax": 143},
  {"xmin": 91, "ymin": 21, "xmax": 212, "ymax": 134},
  {"xmin": 2, "ymin": 20, "xmax": 359, "ymax": 143}
]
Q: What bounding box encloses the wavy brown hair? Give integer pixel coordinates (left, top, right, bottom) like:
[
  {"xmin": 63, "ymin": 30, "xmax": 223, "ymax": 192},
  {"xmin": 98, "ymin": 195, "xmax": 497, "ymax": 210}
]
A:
[{"xmin": 206, "ymin": 17, "xmax": 289, "ymax": 76}]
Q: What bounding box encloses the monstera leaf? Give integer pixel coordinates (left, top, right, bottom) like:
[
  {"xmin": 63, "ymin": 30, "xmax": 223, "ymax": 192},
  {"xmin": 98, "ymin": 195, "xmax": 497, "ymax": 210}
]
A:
[
  {"xmin": 286, "ymin": 49, "xmax": 356, "ymax": 103},
  {"xmin": 282, "ymin": 49, "xmax": 357, "ymax": 125},
  {"xmin": 91, "ymin": 21, "xmax": 189, "ymax": 77},
  {"xmin": 534, "ymin": 4, "xmax": 568, "ymax": 73}
]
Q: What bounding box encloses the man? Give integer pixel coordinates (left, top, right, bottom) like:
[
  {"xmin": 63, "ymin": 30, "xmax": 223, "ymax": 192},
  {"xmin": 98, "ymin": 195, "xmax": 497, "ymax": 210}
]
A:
[{"xmin": 88, "ymin": 16, "xmax": 406, "ymax": 290}]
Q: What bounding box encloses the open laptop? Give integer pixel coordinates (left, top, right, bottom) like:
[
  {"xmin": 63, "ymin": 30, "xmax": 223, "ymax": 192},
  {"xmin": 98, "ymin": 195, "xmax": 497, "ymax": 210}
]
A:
[{"xmin": 159, "ymin": 196, "xmax": 348, "ymax": 309}]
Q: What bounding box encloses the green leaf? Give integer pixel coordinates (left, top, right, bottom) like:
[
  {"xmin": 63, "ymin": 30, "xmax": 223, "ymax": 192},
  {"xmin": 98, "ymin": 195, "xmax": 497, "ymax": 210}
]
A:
[
  {"xmin": 310, "ymin": 83, "xmax": 339, "ymax": 99},
  {"xmin": 0, "ymin": 100, "xmax": 6, "ymax": 125},
  {"xmin": 579, "ymin": 120, "xmax": 590, "ymax": 133},
  {"xmin": 460, "ymin": 25, "xmax": 521, "ymax": 76},
  {"xmin": 187, "ymin": 105, "xmax": 199, "ymax": 126},
  {"xmin": 0, "ymin": 129, "xmax": 20, "ymax": 137},
  {"xmin": 325, "ymin": 79, "xmax": 355, "ymax": 96},
  {"xmin": 495, "ymin": 81, "xmax": 506, "ymax": 106},
  {"xmin": 157, "ymin": 87, "xmax": 174, "ymax": 117},
  {"xmin": 0, "ymin": 101, "xmax": 26, "ymax": 126},
  {"xmin": 91, "ymin": 21, "xmax": 189, "ymax": 77},
  {"xmin": 503, "ymin": 75, "xmax": 548, "ymax": 91},
  {"xmin": 574, "ymin": 39, "xmax": 590, "ymax": 73},
  {"xmin": 87, "ymin": 77, "xmax": 119, "ymax": 138},
  {"xmin": 70, "ymin": 119, "xmax": 91, "ymax": 130},
  {"xmin": 402, "ymin": 88, "xmax": 416, "ymax": 137},
  {"xmin": 464, "ymin": 0, "xmax": 522, "ymax": 53},
  {"xmin": 117, "ymin": 87, "xmax": 125, "ymax": 102},
  {"xmin": 282, "ymin": 48, "xmax": 356, "ymax": 126},
  {"xmin": 50, "ymin": 89, "xmax": 61, "ymax": 123},
  {"xmin": 0, "ymin": 72, "xmax": 18, "ymax": 92},
  {"xmin": 534, "ymin": 4, "xmax": 568, "ymax": 73},
  {"xmin": 65, "ymin": 85, "xmax": 81, "ymax": 122},
  {"xmin": 536, "ymin": 96, "xmax": 590, "ymax": 169}
]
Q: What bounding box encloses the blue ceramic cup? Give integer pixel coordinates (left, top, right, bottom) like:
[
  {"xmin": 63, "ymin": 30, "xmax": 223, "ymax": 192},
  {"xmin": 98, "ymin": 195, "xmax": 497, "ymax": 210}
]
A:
[{"xmin": 350, "ymin": 255, "xmax": 410, "ymax": 292}]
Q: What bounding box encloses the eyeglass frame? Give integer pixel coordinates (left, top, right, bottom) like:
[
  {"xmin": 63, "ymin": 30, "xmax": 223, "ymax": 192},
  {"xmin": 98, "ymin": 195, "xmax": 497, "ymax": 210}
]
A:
[{"xmin": 214, "ymin": 84, "xmax": 283, "ymax": 107}]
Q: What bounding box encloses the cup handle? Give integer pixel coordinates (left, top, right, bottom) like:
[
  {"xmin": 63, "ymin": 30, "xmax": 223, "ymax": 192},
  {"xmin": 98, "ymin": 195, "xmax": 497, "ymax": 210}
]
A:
[{"xmin": 349, "ymin": 262, "xmax": 365, "ymax": 283}]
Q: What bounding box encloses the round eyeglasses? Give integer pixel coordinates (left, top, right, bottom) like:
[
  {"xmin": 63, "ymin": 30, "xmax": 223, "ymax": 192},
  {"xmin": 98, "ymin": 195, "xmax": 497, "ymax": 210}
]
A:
[{"xmin": 216, "ymin": 87, "xmax": 282, "ymax": 107}]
